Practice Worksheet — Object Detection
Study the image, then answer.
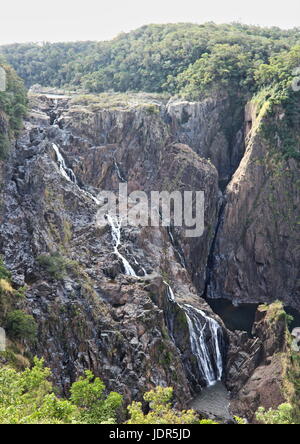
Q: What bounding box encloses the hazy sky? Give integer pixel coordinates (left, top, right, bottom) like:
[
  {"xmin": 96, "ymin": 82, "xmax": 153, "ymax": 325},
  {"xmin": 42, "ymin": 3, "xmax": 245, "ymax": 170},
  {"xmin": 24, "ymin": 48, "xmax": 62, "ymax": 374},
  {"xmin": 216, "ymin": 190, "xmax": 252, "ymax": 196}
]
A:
[{"xmin": 0, "ymin": 0, "xmax": 299, "ymax": 44}]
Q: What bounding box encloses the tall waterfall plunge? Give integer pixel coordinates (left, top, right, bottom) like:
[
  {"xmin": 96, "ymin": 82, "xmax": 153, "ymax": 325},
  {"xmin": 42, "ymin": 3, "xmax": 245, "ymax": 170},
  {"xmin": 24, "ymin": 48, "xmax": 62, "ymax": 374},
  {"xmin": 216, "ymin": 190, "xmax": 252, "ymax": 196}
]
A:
[{"xmin": 165, "ymin": 283, "xmax": 224, "ymax": 387}]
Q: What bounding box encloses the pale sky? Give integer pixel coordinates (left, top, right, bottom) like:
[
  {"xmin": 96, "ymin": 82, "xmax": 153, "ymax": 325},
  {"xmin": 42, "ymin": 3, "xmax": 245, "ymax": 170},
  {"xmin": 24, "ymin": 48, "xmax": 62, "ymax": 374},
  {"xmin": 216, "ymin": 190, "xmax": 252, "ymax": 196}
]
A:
[{"xmin": 0, "ymin": 0, "xmax": 299, "ymax": 45}]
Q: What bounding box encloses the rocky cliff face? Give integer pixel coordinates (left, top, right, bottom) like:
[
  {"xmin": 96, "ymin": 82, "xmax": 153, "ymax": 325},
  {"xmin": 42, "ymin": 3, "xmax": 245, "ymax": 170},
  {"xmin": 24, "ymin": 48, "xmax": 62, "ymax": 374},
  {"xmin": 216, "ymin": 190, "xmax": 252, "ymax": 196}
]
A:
[
  {"xmin": 227, "ymin": 302, "xmax": 292, "ymax": 421},
  {"xmin": 208, "ymin": 103, "xmax": 300, "ymax": 309},
  {"xmin": 0, "ymin": 91, "xmax": 298, "ymax": 420},
  {"xmin": 0, "ymin": 92, "xmax": 230, "ymax": 406}
]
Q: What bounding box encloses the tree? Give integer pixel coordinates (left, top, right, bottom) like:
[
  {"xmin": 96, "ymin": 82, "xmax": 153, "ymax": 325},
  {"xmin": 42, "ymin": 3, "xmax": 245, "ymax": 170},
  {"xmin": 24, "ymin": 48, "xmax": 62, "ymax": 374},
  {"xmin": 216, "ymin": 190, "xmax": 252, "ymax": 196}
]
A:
[
  {"xmin": 173, "ymin": 44, "xmax": 255, "ymax": 100},
  {"xmin": 256, "ymin": 403, "xmax": 296, "ymax": 425},
  {"xmin": 0, "ymin": 60, "xmax": 27, "ymax": 158},
  {"xmin": 0, "ymin": 358, "xmax": 78, "ymax": 424},
  {"xmin": 70, "ymin": 370, "xmax": 123, "ymax": 424},
  {"xmin": 126, "ymin": 386, "xmax": 200, "ymax": 424},
  {"xmin": 5, "ymin": 310, "xmax": 37, "ymax": 343},
  {"xmin": 0, "ymin": 358, "xmax": 123, "ymax": 424}
]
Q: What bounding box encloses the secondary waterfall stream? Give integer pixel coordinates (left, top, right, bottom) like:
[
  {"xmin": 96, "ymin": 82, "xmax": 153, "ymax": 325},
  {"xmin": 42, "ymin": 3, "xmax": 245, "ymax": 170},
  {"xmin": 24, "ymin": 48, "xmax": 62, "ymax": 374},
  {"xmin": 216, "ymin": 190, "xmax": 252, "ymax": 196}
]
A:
[
  {"xmin": 184, "ymin": 304, "xmax": 223, "ymax": 386},
  {"xmin": 52, "ymin": 144, "xmax": 77, "ymax": 184},
  {"xmin": 52, "ymin": 143, "xmax": 137, "ymax": 277},
  {"xmin": 106, "ymin": 214, "xmax": 137, "ymax": 277}
]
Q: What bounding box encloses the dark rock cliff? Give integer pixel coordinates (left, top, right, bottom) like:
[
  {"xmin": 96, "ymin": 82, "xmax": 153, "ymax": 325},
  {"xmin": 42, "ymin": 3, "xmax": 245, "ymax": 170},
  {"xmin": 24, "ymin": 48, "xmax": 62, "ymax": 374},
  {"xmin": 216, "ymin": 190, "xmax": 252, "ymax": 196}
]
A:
[
  {"xmin": 0, "ymin": 91, "xmax": 298, "ymax": 419},
  {"xmin": 208, "ymin": 102, "xmax": 300, "ymax": 309},
  {"xmin": 0, "ymin": 93, "xmax": 228, "ymax": 406}
]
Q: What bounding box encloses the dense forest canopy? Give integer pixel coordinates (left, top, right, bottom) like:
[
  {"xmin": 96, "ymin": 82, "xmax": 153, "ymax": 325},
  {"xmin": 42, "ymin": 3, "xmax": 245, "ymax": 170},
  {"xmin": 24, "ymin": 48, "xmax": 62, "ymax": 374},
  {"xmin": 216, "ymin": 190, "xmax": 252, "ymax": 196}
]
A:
[
  {"xmin": 0, "ymin": 57, "xmax": 27, "ymax": 158},
  {"xmin": 1, "ymin": 23, "xmax": 299, "ymax": 98}
]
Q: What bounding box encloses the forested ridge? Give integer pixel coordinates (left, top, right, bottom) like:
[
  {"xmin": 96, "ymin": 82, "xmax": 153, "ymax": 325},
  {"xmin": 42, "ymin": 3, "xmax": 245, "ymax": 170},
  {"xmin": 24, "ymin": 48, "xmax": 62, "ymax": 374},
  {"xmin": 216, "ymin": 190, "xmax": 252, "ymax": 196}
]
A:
[
  {"xmin": 0, "ymin": 58, "xmax": 27, "ymax": 158},
  {"xmin": 1, "ymin": 23, "xmax": 299, "ymax": 98}
]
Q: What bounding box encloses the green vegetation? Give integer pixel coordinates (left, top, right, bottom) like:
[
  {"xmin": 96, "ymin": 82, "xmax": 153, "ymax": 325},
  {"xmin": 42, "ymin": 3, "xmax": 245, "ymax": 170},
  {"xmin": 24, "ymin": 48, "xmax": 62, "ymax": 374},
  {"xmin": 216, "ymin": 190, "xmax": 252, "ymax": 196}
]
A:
[
  {"xmin": 0, "ymin": 359, "xmax": 221, "ymax": 424},
  {"xmin": 70, "ymin": 370, "xmax": 123, "ymax": 424},
  {"xmin": 258, "ymin": 300, "xmax": 291, "ymax": 325},
  {"xmin": 1, "ymin": 23, "xmax": 299, "ymax": 96},
  {"xmin": 5, "ymin": 310, "xmax": 37, "ymax": 343},
  {"xmin": 256, "ymin": 403, "xmax": 295, "ymax": 424},
  {"xmin": 126, "ymin": 386, "xmax": 217, "ymax": 424},
  {"xmin": 1, "ymin": 23, "xmax": 298, "ymax": 159},
  {"xmin": 0, "ymin": 23, "xmax": 299, "ymax": 425},
  {"xmin": 0, "ymin": 257, "xmax": 36, "ymax": 347},
  {"xmin": 0, "ymin": 358, "xmax": 122, "ymax": 424},
  {"xmin": 255, "ymin": 304, "xmax": 300, "ymax": 424},
  {"xmin": 0, "ymin": 57, "xmax": 27, "ymax": 159},
  {"xmin": 170, "ymin": 43, "xmax": 255, "ymax": 100},
  {"xmin": 37, "ymin": 252, "xmax": 71, "ymax": 280},
  {"xmin": 0, "ymin": 23, "xmax": 299, "ymax": 161}
]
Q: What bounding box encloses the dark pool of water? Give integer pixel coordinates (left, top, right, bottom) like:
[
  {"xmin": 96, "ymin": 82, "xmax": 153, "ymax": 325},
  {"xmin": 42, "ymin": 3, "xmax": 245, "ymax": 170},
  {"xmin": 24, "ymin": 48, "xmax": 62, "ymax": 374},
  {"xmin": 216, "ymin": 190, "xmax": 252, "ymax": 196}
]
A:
[
  {"xmin": 207, "ymin": 298, "xmax": 300, "ymax": 335},
  {"xmin": 190, "ymin": 381, "xmax": 231, "ymax": 421},
  {"xmin": 206, "ymin": 298, "xmax": 258, "ymax": 335},
  {"xmin": 285, "ymin": 306, "xmax": 300, "ymax": 331}
]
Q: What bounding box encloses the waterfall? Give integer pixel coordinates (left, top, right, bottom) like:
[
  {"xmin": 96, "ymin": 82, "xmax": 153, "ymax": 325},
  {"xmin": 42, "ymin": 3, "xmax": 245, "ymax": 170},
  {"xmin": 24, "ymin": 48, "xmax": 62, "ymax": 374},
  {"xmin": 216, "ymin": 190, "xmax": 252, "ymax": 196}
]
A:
[
  {"xmin": 51, "ymin": 144, "xmax": 138, "ymax": 277},
  {"xmin": 184, "ymin": 304, "xmax": 223, "ymax": 386},
  {"xmin": 164, "ymin": 281, "xmax": 176, "ymax": 303},
  {"xmin": 51, "ymin": 141, "xmax": 223, "ymax": 385},
  {"xmin": 114, "ymin": 159, "xmax": 126, "ymax": 182},
  {"xmin": 52, "ymin": 144, "xmax": 77, "ymax": 184},
  {"xmin": 130, "ymin": 252, "xmax": 147, "ymax": 276},
  {"xmin": 52, "ymin": 144, "xmax": 102, "ymax": 206},
  {"xmin": 167, "ymin": 226, "xmax": 186, "ymax": 269},
  {"xmin": 106, "ymin": 214, "xmax": 137, "ymax": 277},
  {"xmin": 164, "ymin": 282, "xmax": 224, "ymax": 387}
]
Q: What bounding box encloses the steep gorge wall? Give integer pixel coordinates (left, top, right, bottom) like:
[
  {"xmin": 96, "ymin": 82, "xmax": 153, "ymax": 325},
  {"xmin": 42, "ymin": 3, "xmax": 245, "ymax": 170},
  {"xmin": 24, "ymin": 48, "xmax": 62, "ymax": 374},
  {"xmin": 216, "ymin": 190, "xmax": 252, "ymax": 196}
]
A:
[
  {"xmin": 208, "ymin": 103, "xmax": 300, "ymax": 309},
  {"xmin": 0, "ymin": 91, "xmax": 298, "ymax": 420}
]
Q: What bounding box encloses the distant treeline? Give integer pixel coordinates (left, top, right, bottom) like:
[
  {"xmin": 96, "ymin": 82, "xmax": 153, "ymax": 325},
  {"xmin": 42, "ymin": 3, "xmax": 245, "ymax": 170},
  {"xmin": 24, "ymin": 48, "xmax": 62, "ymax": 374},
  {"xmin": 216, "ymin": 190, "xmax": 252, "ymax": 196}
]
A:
[{"xmin": 0, "ymin": 23, "xmax": 299, "ymax": 99}]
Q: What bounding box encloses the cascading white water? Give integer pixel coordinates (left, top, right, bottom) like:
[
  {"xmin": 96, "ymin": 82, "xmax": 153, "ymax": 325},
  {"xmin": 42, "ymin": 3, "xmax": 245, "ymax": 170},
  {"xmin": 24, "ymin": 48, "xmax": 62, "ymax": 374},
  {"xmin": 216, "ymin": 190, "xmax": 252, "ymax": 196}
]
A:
[
  {"xmin": 51, "ymin": 140, "xmax": 223, "ymax": 385},
  {"xmin": 164, "ymin": 282, "xmax": 223, "ymax": 387},
  {"xmin": 184, "ymin": 304, "xmax": 223, "ymax": 386},
  {"xmin": 114, "ymin": 159, "xmax": 126, "ymax": 182},
  {"xmin": 130, "ymin": 253, "xmax": 147, "ymax": 276},
  {"xmin": 106, "ymin": 214, "xmax": 137, "ymax": 277},
  {"xmin": 52, "ymin": 144, "xmax": 77, "ymax": 184},
  {"xmin": 51, "ymin": 144, "xmax": 139, "ymax": 277},
  {"xmin": 167, "ymin": 227, "xmax": 186, "ymax": 269},
  {"xmin": 164, "ymin": 282, "xmax": 176, "ymax": 303},
  {"xmin": 52, "ymin": 144, "xmax": 102, "ymax": 206}
]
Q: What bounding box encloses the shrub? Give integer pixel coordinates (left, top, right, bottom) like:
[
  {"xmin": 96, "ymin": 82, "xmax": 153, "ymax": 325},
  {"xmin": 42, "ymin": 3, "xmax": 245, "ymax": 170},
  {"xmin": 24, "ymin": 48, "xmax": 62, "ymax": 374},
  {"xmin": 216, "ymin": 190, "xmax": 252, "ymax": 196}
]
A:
[
  {"xmin": 256, "ymin": 403, "xmax": 296, "ymax": 424},
  {"xmin": 37, "ymin": 253, "xmax": 69, "ymax": 279},
  {"xmin": 70, "ymin": 370, "xmax": 123, "ymax": 424},
  {"xmin": 5, "ymin": 310, "xmax": 37, "ymax": 343},
  {"xmin": 126, "ymin": 386, "xmax": 199, "ymax": 424}
]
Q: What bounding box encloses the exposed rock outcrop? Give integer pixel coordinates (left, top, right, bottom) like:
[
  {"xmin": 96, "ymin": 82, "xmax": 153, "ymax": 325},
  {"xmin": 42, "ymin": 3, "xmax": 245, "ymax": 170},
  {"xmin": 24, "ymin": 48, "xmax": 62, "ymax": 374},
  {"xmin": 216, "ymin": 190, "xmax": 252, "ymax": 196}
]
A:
[{"xmin": 227, "ymin": 302, "xmax": 292, "ymax": 421}]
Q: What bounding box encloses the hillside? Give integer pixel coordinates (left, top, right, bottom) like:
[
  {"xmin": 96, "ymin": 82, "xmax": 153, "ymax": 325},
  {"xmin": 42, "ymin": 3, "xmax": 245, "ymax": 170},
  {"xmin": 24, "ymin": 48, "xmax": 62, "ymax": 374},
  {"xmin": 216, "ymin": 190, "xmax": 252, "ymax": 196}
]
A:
[{"xmin": 0, "ymin": 23, "xmax": 299, "ymax": 424}]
